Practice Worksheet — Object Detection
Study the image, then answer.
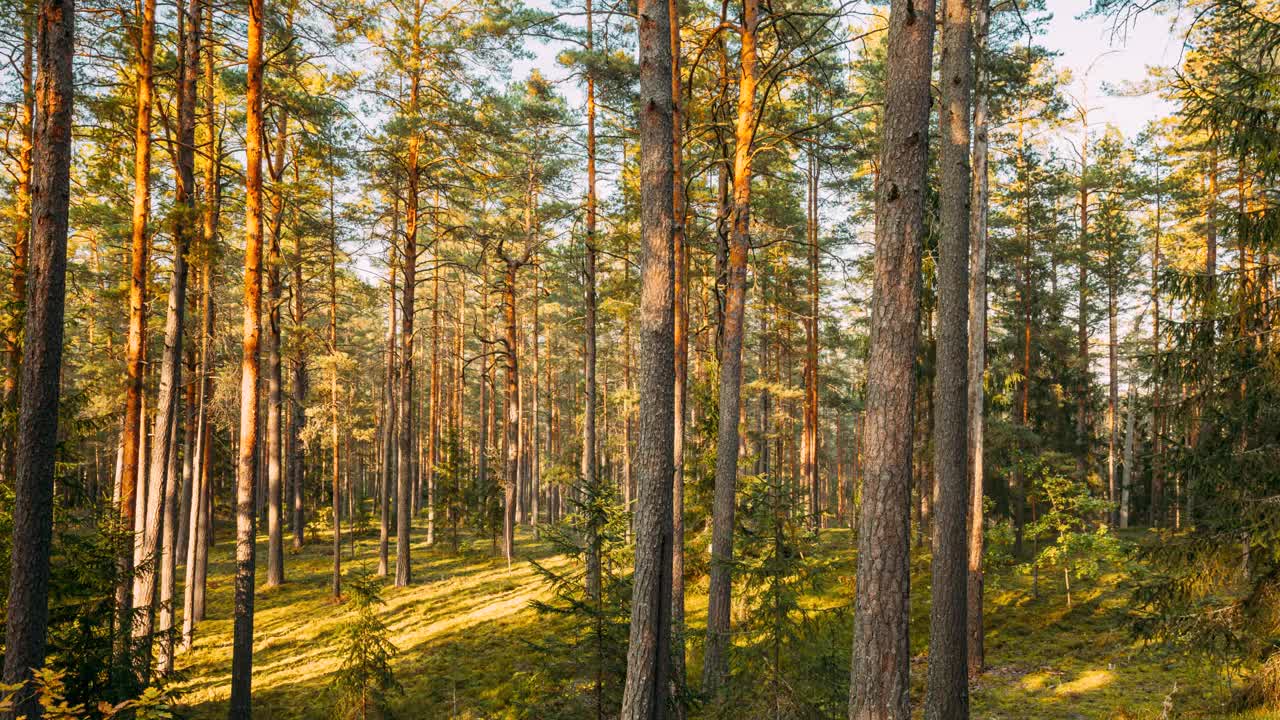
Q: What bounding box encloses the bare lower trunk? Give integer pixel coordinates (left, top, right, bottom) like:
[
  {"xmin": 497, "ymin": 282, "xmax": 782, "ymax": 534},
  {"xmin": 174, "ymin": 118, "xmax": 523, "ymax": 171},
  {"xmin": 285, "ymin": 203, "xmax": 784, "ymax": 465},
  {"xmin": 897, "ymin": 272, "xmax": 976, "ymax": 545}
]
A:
[
  {"xmin": 228, "ymin": 0, "xmax": 264, "ymax": 711},
  {"xmin": 619, "ymin": 0, "xmax": 676, "ymax": 711},
  {"xmin": 0, "ymin": 0, "xmax": 74, "ymax": 708},
  {"xmin": 115, "ymin": 0, "xmax": 157, "ymax": 667},
  {"xmin": 848, "ymin": 0, "xmax": 934, "ymax": 715},
  {"xmin": 965, "ymin": 0, "xmax": 991, "ymax": 680},
  {"xmin": 669, "ymin": 0, "xmax": 687, "ymax": 707},
  {"xmin": 703, "ymin": 0, "xmax": 758, "ymax": 694},
  {"xmin": 925, "ymin": 0, "xmax": 972, "ymax": 713}
]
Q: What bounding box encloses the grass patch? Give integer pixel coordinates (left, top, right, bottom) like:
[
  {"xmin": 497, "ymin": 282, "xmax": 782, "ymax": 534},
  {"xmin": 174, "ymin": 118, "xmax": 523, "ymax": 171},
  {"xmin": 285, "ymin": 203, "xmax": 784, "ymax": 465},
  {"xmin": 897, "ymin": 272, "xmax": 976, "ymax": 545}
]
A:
[{"xmin": 170, "ymin": 523, "xmax": 1254, "ymax": 719}]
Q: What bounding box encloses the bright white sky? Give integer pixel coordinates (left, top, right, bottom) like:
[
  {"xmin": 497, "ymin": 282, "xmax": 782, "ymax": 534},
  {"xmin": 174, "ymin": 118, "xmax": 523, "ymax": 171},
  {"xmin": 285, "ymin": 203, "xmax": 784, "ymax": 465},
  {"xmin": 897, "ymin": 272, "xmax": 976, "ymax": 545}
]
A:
[{"xmin": 1043, "ymin": 0, "xmax": 1183, "ymax": 137}]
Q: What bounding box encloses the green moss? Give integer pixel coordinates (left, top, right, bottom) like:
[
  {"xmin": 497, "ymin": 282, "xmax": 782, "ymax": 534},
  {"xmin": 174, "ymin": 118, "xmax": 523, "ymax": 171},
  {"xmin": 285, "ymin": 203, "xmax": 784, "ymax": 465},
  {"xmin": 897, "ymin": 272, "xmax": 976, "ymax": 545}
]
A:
[{"xmin": 171, "ymin": 524, "xmax": 1254, "ymax": 719}]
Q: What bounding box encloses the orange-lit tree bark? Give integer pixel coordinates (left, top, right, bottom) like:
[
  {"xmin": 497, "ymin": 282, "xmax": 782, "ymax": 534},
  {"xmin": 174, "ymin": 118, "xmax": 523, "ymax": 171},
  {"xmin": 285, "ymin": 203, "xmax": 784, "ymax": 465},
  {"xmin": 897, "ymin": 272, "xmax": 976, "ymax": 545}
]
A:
[
  {"xmin": 2, "ymin": 1, "xmax": 33, "ymax": 485},
  {"xmin": 704, "ymin": 0, "xmax": 758, "ymax": 694},
  {"xmin": 803, "ymin": 150, "xmax": 820, "ymax": 531},
  {"xmin": 847, "ymin": 0, "xmax": 934, "ymax": 715},
  {"xmin": 619, "ymin": 0, "xmax": 675, "ymax": 708},
  {"xmin": 115, "ymin": 0, "xmax": 158, "ymax": 663},
  {"xmin": 0, "ymin": 0, "xmax": 74, "ymax": 707},
  {"xmin": 156, "ymin": 0, "xmax": 203, "ymax": 668},
  {"xmin": 669, "ymin": 0, "xmax": 688, "ymax": 704},
  {"xmin": 228, "ymin": 0, "xmax": 265, "ymax": 709},
  {"xmin": 926, "ymin": 0, "xmax": 972, "ymax": 710},
  {"xmin": 135, "ymin": 0, "xmax": 200, "ymax": 657}
]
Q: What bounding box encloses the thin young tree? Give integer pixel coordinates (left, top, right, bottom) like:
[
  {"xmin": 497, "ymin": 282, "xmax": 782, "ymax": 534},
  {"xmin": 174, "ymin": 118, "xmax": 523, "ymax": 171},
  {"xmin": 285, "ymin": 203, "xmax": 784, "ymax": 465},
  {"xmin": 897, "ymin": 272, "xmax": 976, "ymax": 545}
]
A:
[
  {"xmin": 0, "ymin": 0, "xmax": 74, "ymax": 709},
  {"xmin": 619, "ymin": 0, "xmax": 676, "ymax": 711},
  {"xmin": 582, "ymin": 0, "xmax": 601, "ymax": 599},
  {"xmin": 847, "ymin": 0, "xmax": 935, "ymax": 716}
]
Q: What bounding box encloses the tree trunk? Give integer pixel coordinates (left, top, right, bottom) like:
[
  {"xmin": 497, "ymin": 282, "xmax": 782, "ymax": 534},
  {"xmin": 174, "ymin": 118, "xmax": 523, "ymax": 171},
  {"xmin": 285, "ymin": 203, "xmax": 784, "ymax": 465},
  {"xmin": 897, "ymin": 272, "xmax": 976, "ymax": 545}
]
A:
[
  {"xmin": 1150, "ymin": 158, "xmax": 1163, "ymax": 526},
  {"xmin": 619, "ymin": 0, "xmax": 675, "ymax": 710},
  {"xmin": 330, "ymin": 171, "xmax": 342, "ymax": 598},
  {"xmin": 804, "ymin": 151, "xmax": 820, "ymax": 532},
  {"xmin": 669, "ymin": 0, "xmax": 688, "ymax": 706},
  {"xmin": 966, "ymin": 0, "xmax": 991, "ymax": 680},
  {"xmin": 228, "ymin": 0, "xmax": 265, "ymax": 710},
  {"xmin": 380, "ymin": 242, "xmax": 396, "ymax": 576},
  {"xmin": 926, "ymin": 0, "xmax": 972, "ymax": 713},
  {"xmin": 502, "ymin": 259, "xmax": 520, "ymax": 565},
  {"xmin": 847, "ymin": 0, "xmax": 934, "ymax": 715},
  {"xmin": 703, "ymin": 0, "xmax": 758, "ymax": 694},
  {"xmin": 289, "ymin": 180, "xmax": 308, "ymax": 552},
  {"xmin": 3, "ymin": 0, "xmax": 34, "ymax": 486},
  {"xmin": 265, "ymin": 104, "xmax": 290, "ymax": 588},
  {"xmin": 1120, "ymin": 363, "xmax": 1136, "ymax": 528},
  {"xmin": 396, "ymin": 82, "xmax": 420, "ymax": 588},
  {"xmin": 1076, "ymin": 109, "xmax": 1090, "ymax": 481},
  {"xmin": 1107, "ymin": 282, "xmax": 1119, "ymax": 527},
  {"xmin": 115, "ymin": 0, "xmax": 157, "ymax": 666},
  {"xmin": 578, "ymin": 62, "xmax": 596, "ymax": 570},
  {"xmin": 182, "ymin": 263, "xmax": 213, "ymax": 651},
  {"xmin": 0, "ymin": 0, "xmax": 73, "ymax": 706}
]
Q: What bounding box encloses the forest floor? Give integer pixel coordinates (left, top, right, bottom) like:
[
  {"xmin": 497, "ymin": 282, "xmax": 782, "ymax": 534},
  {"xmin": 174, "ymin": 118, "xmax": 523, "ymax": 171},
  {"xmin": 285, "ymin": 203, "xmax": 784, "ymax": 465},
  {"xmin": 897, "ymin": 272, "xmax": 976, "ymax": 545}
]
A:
[{"xmin": 172, "ymin": 520, "xmax": 1263, "ymax": 719}]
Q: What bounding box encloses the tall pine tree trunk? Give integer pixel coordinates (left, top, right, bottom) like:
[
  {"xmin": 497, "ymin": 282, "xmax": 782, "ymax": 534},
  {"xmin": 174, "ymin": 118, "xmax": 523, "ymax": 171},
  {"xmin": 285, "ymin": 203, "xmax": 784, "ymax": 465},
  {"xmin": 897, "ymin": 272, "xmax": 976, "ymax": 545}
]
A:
[
  {"xmin": 116, "ymin": 0, "xmax": 157, "ymax": 664},
  {"xmin": 966, "ymin": 0, "xmax": 992, "ymax": 679},
  {"xmin": 926, "ymin": 0, "xmax": 972, "ymax": 711},
  {"xmin": 0, "ymin": 0, "xmax": 74, "ymax": 706},
  {"xmin": 265, "ymin": 103, "xmax": 290, "ymax": 587},
  {"xmin": 703, "ymin": 0, "xmax": 758, "ymax": 693},
  {"xmin": 848, "ymin": 0, "xmax": 934, "ymax": 713},
  {"xmin": 619, "ymin": 0, "xmax": 675, "ymax": 709},
  {"xmin": 228, "ymin": 0, "xmax": 265, "ymax": 709},
  {"xmin": 669, "ymin": 0, "xmax": 688, "ymax": 705}
]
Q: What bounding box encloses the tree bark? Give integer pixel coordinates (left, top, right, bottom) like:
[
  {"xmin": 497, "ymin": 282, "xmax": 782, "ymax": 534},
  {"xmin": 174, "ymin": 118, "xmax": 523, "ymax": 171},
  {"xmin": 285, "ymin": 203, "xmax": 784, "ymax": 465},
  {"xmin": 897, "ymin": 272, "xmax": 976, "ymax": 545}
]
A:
[
  {"xmin": 396, "ymin": 69, "xmax": 420, "ymax": 588},
  {"xmin": 228, "ymin": 0, "xmax": 265, "ymax": 709},
  {"xmin": 703, "ymin": 0, "xmax": 758, "ymax": 694},
  {"xmin": 582, "ymin": 3, "xmax": 600, "ymax": 582},
  {"xmin": 847, "ymin": 0, "xmax": 934, "ymax": 715},
  {"xmin": 965, "ymin": 0, "xmax": 991, "ymax": 680},
  {"xmin": 0, "ymin": 0, "xmax": 73, "ymax": 707},
  {"xmin": 380, "ymin": 240, "xmax": 396, "ymax": 576},
  {"xmin": 265, "ymin": 104, "xmax": 290, "ymax": 588},
  {"xmin": 115, "ymin": 0, "xmax": 157, "ymax": 666},
  {"xmin": 329, "ymin": 170, "xmax": 341, "ymax": 599},
  {"xmin": 926, "ymin": 0, "xmax": 972, "ymax": 713},
  {"xmin": 619, "ymin": 0, "xmax": 676, "ymax": 710},
  {"xmin": 804, "ymin": 151, "xmax": 820, "ymax": 531},
  {"xmin": 182, "ymin": 263, "xmax": 213, "ymax": 651},
  {"xmin": 669, "ymin": 0, "xmax": 688, "ymax": 707},
  {"xmin": 3, "ymin": 0, "xmax": 34, "ymax": 486},
  {"xmin": 502, "ymin": 259, "xmax": 520, "ymax": 565}
]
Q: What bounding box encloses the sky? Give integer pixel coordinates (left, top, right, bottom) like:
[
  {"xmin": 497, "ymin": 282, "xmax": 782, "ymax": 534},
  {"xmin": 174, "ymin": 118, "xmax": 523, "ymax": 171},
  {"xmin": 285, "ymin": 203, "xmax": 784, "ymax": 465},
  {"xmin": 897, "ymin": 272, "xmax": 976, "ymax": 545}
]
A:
[{"xmin": 1042, "ymin": 0, "xmax": 1184, "ymax": 137}]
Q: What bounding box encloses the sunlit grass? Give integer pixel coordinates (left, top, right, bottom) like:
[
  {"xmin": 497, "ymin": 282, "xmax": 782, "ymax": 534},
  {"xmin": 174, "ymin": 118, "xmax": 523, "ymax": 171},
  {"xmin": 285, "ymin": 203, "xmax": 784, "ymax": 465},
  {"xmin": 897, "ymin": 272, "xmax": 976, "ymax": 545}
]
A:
[{"xmin": 170, "ymin": 522, "xmax": 1253, "ymax": 719}]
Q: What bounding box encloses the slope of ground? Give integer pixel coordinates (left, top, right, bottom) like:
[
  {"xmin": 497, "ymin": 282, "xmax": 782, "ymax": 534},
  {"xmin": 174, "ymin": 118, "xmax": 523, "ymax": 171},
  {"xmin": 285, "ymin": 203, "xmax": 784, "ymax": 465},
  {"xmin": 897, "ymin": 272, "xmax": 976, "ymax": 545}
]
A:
[{"xmin": 171, "ymin": 521, "xmax": 1258, "ymax": 719}]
